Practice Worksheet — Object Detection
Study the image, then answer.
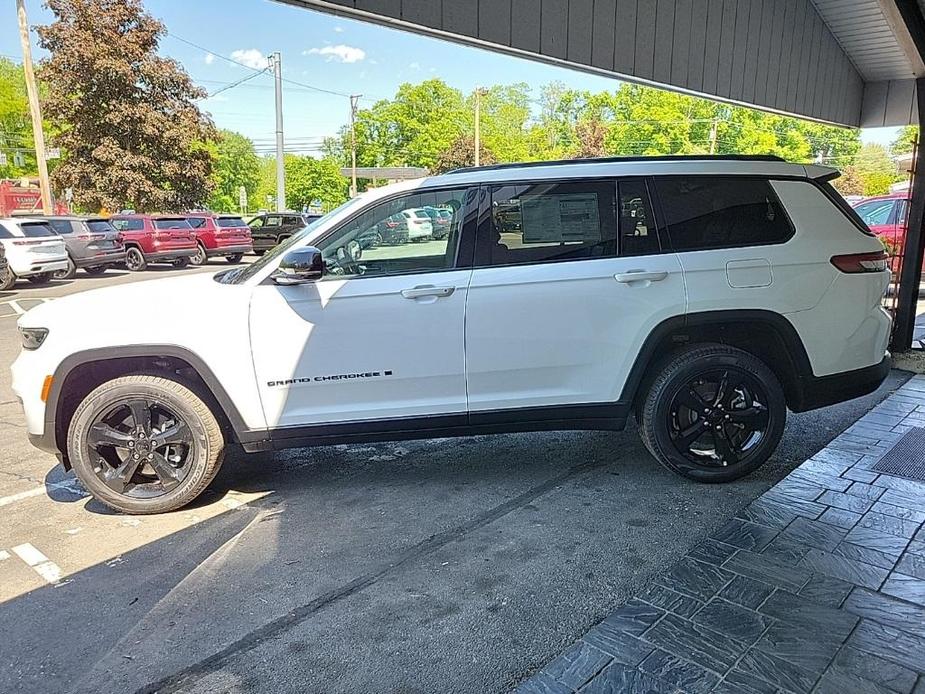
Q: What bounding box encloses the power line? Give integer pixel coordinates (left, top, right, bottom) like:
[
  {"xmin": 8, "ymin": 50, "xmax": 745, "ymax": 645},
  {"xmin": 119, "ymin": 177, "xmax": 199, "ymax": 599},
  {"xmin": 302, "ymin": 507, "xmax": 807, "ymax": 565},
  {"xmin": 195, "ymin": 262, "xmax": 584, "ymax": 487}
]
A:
[{"xmin": 205, "ymin": 68, "xmax": 269, "ymax": 99}]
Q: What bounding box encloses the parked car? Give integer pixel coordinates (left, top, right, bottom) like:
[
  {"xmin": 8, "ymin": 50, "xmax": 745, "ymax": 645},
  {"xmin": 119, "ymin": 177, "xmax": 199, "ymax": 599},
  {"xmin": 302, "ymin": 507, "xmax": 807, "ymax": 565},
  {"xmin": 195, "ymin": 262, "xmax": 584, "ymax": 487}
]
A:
[
  {"xmin": 109, "ymin": 215, "xmax": 198, "ymax": 271},
  {"xmin": 0, "ymin": 242, "xmax": 8, "ymax": 288},
  {"xmin": 0, "ymin": 217, "xmax": 69, "ymax": 289},
  {"xmin": 421, "ymin": 206, "xmax": 453, "ymax": 239},
  {"xmin": 13, "ymin": 155, "xmax": 892, "ymax": 514},
  {"xmin": 850, "ymin": 192, "xmax": 923, "ymax": 274},
  {"xmin": 402, "ymin": 208, "xmax": 434, "ymax": 242},
  {"xmin": 184, "ymin": 213, "xmax": 253, "ymax": 265},
  {"xmin": 42, "ymin": 216, "xmax": 127, "ymax": 279},
  {"xmin": 248, "ymin": 212, "xmax": 319, "ymax": 255}
]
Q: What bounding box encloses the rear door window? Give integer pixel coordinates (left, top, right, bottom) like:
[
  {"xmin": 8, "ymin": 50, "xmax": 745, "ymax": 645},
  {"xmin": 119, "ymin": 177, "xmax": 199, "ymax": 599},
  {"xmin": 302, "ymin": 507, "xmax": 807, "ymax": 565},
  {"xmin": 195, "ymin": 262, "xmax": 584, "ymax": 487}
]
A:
[
  {"xmin": 480, "ymin": 180, "xmax": 618, "ymax": 266},
  {"xmin": 47, "ymin": 220, "xmax": 73, "ymax": 235},
  {"xmin": 853, "ymin": 199, "xmax": 897, "ymax": 227},
  {"xmin": 112, "ymin": 219, "xmax": 144, "ymax": 231},
  {"xmin": 618, "ymin": 180, "xmax": 660, "ymax": 257},
  {"xmin": 654, "ymin": 177, "xmax": 793, "ymax": 251},
  {"xmin": 153, "ymin": 219, "xmax": 191, "ymax": 230}
]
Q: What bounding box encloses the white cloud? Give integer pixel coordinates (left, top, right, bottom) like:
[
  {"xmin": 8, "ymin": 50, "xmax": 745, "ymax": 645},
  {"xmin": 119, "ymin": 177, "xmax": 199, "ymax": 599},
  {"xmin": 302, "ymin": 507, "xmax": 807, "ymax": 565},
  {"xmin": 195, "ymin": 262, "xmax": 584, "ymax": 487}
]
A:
[
  {"xmin": 204, "ymin": 53, "xmax": 215, "ymax": 65},
  {"xmin": 230, "ymin": 49, "xmax": 269, "ymax": 70},
  {"xmin": 305, "ymin": 44, "xmax": 366, "ymax": 63},
  {"xmin": 334, "ymin": 26, "xmax": 344, "ymax": 33},
  {"xmin": 408, "ymin": 62, "xmax": 420, "ymax": 70}
]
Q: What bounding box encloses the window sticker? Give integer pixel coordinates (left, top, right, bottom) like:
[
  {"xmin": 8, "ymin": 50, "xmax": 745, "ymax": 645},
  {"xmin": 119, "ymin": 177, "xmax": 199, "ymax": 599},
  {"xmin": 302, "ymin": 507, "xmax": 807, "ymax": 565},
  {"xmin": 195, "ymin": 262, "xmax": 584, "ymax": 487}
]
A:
[{"xmin": 521, "ymin": 193, "xmax": 601, "ymax": 245}]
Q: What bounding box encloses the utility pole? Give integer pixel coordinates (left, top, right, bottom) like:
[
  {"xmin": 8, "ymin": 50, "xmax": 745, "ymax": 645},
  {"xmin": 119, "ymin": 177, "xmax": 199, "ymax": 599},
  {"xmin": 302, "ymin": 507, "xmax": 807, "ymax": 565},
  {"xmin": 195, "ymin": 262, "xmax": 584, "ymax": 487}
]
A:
[
  {"xmin": 349, "ymin": 94, "xmax": 361, "ymax": 197},
  {"xmin": 16, "ymin": 0, "xmax": 52, "ymax": 214},
  {"xmin": 708, "ymin": 118, "xmax": 718, "ymax": 155},
  {"xmin": 474, "ymin": 87, "xmax": 484, "ymax": 167},
  {"xmin": 271, "ymin": 52, "xmax": 286, "ymax": 212}
]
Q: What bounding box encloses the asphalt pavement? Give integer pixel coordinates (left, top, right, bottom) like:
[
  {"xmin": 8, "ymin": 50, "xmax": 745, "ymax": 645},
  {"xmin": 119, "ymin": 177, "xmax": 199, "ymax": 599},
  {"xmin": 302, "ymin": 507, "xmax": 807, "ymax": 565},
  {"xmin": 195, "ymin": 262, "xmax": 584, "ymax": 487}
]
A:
[{"xmin": 0, "ymin": 262, "xmax": 913, "ymax": 694}]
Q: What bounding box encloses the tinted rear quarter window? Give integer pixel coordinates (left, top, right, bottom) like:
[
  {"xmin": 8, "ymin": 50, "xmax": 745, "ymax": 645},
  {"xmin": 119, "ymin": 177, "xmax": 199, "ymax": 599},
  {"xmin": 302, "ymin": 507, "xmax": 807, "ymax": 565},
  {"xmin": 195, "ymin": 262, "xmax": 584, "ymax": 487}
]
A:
[
  {"xmin": 654, "ymin": 177, "xmax": 793, "ymax": 251},
  {"xmin": 47, "ymin": 220, "xmax": 73, "ymax": 235},
  {"xmin": 87, "ymin": 220, "xmax": 116, "ymax": 233},
  {"xmin": 217, "ymin": 217, "xmax": 247, "ymax": 227},
  {"xmin": 19, "ymin": 223, "xmax": 55, "ymax": 238},
  {"xmin": 186, "ymin": 218, "xmax": 207, "ymax": 229},
  {"xmin": 113, "ymin": 219, "xmax": 145, "ymax": 231}
]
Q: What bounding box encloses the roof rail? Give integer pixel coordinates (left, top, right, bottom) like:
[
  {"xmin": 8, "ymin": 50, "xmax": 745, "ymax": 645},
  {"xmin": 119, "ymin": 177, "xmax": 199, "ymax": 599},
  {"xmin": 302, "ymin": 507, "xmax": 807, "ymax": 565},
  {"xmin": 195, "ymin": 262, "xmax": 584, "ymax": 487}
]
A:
[{"xmin": 444, "ymin": 154, "xmax": 787, "ymax": 175}]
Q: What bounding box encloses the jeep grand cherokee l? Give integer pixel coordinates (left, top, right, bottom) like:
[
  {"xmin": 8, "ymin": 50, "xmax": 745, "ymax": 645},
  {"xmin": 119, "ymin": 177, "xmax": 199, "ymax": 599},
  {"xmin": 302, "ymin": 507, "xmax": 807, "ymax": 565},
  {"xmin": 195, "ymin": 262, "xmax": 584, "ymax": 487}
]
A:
[{"xmin": 12, "ymin": 156, "xmax": 892, "ymax": 514}]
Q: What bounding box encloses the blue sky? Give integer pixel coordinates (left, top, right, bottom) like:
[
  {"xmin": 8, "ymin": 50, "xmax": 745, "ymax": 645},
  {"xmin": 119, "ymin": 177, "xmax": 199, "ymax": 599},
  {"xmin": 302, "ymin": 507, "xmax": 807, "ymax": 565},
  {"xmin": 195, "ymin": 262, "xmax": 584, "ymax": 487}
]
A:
[{"xmin": 1, "ymin": 0, "xmax": 900, "ymax": 154}]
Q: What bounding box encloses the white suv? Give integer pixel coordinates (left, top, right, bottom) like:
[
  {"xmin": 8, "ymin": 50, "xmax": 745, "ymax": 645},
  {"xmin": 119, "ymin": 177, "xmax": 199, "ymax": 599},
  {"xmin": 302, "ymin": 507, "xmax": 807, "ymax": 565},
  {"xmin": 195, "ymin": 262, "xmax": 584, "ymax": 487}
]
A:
[
  {"xmin": 0, "ymin": 217, "xmax": 70, "ymax": 289},
  {"xmin": 12, "ymin": 156, "xmax": 892, "ymax": 514}
]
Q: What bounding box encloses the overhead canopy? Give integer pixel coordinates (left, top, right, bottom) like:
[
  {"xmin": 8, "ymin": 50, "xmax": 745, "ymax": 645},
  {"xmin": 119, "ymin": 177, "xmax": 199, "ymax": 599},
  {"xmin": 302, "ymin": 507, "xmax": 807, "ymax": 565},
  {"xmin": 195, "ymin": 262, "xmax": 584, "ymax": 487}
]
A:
[{"xmin": 277, "ymin": 0, "xmax": 925, "ymax": 128}]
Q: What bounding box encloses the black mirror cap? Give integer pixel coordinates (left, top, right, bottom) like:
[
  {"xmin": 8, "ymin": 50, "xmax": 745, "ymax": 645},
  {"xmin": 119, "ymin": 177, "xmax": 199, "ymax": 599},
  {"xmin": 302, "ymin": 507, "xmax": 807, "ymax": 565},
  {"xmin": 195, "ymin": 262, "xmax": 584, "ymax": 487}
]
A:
[{"xmin": 276, "ymin": 246, "xmax": 324, "ymax": 283}]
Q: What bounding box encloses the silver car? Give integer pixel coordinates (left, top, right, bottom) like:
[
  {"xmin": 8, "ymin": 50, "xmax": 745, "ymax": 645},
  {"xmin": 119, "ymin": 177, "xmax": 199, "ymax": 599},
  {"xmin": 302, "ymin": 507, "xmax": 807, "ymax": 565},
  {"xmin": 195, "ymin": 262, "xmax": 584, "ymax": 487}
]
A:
[{"xmin": 43, "ymin": 216, "xmax": 127, "ymax": 279}]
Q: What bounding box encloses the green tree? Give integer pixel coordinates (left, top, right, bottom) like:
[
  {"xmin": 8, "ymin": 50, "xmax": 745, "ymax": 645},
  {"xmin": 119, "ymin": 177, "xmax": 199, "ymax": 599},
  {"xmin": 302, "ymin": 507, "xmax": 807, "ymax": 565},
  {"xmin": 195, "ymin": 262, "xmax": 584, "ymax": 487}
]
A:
[
  {"xmin": 892, "ymin": 125, "xmax": 917, "ymax": 156},
  {"xmin": 37, "ymin": 0, "xmax": 214, "ymax": 212},
  {"xmin": 853, "ymin": 143, "xmax": 901, "ymax": 195},
  {"xmin": 0, "ymin": 58, "xmax": 36, "ymax": 179},
  {"xmin": 207, "ymin": 130, "xmax": 261, "ymax": 212},
  {"xmin": 284, "ymin": 156, "xmax": 347, "ymax": 211},
  {"xmin": 431, "ymin": 134, "xmax": 496, "ymax": 173}
]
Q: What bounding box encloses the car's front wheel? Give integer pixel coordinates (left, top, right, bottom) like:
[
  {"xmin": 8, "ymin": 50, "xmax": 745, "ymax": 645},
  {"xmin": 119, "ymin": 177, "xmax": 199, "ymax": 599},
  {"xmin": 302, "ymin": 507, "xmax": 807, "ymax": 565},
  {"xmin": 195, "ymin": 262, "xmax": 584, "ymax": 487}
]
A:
[
  {"xmin": 67, "ymin": 375, "xmax": 225, "ymax": 514},
  {"xmin": 54, "ymin": 256, "xmax": 77, "ymax": 280},
  {"xmin": 638, "ymin": 344, "xmax": 786, "ymax": 482},
  {"xmin": 190, "ymin": 243, "xmax": 207, "ymax": 266},
  {"xmin": 125, "ymin": 247, "xmax": 147, "ymax": 271},
  {"xmin": 0, "ymin": 269, "xmax": 16, "ymax": 290}
]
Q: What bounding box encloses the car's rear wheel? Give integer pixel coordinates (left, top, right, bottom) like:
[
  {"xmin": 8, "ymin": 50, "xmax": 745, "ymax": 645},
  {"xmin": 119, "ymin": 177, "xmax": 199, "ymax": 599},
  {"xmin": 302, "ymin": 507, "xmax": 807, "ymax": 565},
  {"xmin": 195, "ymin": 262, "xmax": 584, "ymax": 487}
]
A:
[
  {"xmin": 226, "ymin": 253, "xmax": 244, "ymax": 264},
  {"xmin": 84, "ymin": 265, "xmax": 108, "ymax": 276},
  {"xmin": 67, "ymin": 375, "xmax": 225, "ymax": 514},
  {"xmin": 125, "ymin": 247, "xmax": 147, "ymax": 271},
  {"xmin": 54, "ymin": 256, "xmax": 77, "ymax": 280},
  {"xmin": 638, "ymin": 344, "xmax": 786, "ymax": 482},
  {"xmin": 190, "ymin": 243, "xmax": 207, "ymax": 266},
  {"xmin": 27, "ymin": 272, "xmax": 53, "ymax": 285}
]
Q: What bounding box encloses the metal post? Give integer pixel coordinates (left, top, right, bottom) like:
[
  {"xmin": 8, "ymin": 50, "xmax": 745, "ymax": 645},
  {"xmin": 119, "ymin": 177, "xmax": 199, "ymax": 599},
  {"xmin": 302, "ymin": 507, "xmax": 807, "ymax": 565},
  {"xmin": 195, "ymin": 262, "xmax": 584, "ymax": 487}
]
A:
[
  {"xmin": 892, "ymin": 76, "xmax": 925, "ymax": 351},
  {"xmin": 349, "ymin": 94, "xmax": 361, "ymax": 197},
  {"xmin": 474, "ymin": 87, "xmax": 482, "ymax": 167},
  {"xmin": 272, "ymin": 52, "xmax": 286, "ymax": 212},
  {"xmin": 16, "ymin": 0, "xmax": 52, "ymax": 214}
]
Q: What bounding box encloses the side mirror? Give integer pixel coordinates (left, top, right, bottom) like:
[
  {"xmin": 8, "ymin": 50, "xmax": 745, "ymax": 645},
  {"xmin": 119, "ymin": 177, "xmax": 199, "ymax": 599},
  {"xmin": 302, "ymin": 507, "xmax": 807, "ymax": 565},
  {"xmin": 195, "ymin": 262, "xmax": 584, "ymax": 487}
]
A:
[{"xmin": 273, "ymin": 246, "xmax": 324, "ymax": 285}]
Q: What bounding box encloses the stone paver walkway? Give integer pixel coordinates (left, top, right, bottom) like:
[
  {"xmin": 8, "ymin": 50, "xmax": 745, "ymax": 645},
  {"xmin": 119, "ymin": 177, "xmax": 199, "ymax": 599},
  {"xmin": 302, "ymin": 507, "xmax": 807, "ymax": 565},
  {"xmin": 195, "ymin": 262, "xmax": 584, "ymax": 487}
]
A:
[{"xmin": 517, "ymin": 374, "xmax": 925, "ymax": 694}]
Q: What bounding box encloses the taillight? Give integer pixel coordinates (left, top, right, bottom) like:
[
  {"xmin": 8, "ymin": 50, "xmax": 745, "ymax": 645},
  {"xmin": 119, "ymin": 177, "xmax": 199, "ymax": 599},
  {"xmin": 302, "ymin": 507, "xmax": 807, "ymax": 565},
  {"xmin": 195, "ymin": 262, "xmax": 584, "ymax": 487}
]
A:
[{"xmin": 830, "ymin": 251, "xmax": 890, "ymax": 273}]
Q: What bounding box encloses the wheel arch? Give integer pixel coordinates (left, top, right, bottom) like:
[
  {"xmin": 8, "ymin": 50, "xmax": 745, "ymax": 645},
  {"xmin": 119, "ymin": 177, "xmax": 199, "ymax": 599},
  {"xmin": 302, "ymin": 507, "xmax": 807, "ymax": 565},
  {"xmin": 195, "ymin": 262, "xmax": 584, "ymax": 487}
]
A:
[
  {"xmin": 46, "ymin": 345, "xmax": 254, "ymax": 467},
  {"xmin": 620, "ymin": 310, "xmax": 814, "ymax": 413}
]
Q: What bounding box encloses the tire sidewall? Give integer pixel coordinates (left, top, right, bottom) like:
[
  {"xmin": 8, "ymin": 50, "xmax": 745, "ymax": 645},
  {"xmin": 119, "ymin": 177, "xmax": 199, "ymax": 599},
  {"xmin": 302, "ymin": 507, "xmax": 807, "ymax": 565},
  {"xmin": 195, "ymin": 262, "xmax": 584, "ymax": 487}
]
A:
[
  {"xmin": 126, "ymin": 248, "xmax": 145, "ymax": 271},
  {"xmin": 645, "ymin": 349, "xmax": 786, "ymax": 482},
  {"xmin": 68, "ymin": 380, "xmax": 217, "ymax": 514}
]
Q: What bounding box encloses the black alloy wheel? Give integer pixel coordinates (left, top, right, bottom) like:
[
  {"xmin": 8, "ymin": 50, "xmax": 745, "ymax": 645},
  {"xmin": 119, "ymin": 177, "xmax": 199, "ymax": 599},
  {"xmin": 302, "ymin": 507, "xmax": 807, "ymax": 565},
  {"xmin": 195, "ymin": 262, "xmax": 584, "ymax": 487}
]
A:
[
  {"xmin": 667, "ymin": 368, "xmax": 770, "ymax": 468},
  {"xmin": 638, "ymin": 344, "xmax": 786, "ymax": 482},
  {"xmin": 85, "ymin": 399, "xmax": 194, "ymax": 498},
  {"xmin": 125, "ymin": 247, "xmax": 147, "ymax": 271},
  {"xmin": 54, "ymin": 256, "xmax": 77, "ymax": 280},
  {"xmin": 226, "ymin": 253, "xmax": 244, "ymax": 264}
]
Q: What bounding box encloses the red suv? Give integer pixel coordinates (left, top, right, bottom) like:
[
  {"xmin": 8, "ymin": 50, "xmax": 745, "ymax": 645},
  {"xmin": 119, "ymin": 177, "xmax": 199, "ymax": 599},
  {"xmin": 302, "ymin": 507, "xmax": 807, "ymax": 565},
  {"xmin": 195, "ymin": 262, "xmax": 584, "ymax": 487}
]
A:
[
  {"xmin": 851, "ymin": 192, "xmax": 924, "ymax": 274},
  {"xmin": 184, "ymin": 213, "xmax": 253, "ymax": 265},
  {"xmin": 109, "ymin": 215, "xmax": 198, "ymax": 271}
]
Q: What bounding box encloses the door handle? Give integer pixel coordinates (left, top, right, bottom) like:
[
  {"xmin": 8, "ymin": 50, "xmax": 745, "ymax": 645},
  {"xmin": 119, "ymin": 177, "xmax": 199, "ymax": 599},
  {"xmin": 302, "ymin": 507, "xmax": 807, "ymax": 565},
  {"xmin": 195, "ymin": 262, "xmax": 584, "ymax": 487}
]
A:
[
  {"xmin": 614, "ymin": 271, "xmax": 669, "ymax": 283},
  {"xmin": 400, "ymin": 285, "xmax": 456, "ymax": 299}
]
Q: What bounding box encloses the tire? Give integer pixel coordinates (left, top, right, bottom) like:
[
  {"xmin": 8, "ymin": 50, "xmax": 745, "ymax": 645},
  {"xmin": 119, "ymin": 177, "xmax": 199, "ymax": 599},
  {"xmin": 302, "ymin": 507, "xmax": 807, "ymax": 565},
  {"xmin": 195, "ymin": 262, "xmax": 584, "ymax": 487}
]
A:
[
  {"xmin": 54, "ymin": 256, "xmax": 77, "ymax": 280},
  {"xmin": 67, "ymin": 375, "xmax": 225, "ymax": 514},
  {"xmin": 84, "ymin": 265, "xmax": 108, "ymax": 276},
  {"xmin": 27, "ymin": 272, "xmax": 53, "ymax": 285},
  {"xmin": 125, "ymin": 247, "xmax": 147, "ymax": 271},
  {"xmin": 190, "ymin": 243, "xmax": 208, "ymax": 266},
  {"xmin": 0, "ymin": 269, "xmax": 15, "ymax": 290},
  {"xmin": 226, "ymin": 253, "xmax": 244, "ymax": 264},
  {"xmin": 638, "ymin": 344, "xmax": 786, "ymax": 483},
  {"xmin": 172, "ymin": 257, "xmax": 189, "ymax": 268}
]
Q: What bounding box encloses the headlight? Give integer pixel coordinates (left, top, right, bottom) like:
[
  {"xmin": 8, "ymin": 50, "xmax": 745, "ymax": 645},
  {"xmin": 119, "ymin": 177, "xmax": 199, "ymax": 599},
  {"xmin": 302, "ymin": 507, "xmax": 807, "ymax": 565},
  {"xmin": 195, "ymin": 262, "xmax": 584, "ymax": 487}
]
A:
[{"xmin": 20, "ymin": 327, "xmax": 49, "ymax": 350}]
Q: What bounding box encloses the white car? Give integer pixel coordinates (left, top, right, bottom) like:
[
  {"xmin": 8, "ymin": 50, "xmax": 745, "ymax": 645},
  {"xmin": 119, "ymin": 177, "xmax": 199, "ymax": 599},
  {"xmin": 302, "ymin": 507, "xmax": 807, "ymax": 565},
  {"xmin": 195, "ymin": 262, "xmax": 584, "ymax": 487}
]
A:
[
  {"xmin": 0, "ymin": 217, "xmax": 70, "ymax": 289},
  {"xmin": 12, "ymin": 156, "xmax": 891, "ymax": 514},
  {"xmin": 402, "ymin": 208, "xmax": 434, "ymax": 241}
]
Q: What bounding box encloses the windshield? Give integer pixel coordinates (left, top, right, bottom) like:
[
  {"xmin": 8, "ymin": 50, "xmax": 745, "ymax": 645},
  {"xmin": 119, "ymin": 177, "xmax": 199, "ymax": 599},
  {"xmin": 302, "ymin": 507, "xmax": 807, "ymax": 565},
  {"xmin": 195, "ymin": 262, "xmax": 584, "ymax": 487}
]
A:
[{"xmin": 218, "ymin": 197, "xmax": 365, "ymax": 284}]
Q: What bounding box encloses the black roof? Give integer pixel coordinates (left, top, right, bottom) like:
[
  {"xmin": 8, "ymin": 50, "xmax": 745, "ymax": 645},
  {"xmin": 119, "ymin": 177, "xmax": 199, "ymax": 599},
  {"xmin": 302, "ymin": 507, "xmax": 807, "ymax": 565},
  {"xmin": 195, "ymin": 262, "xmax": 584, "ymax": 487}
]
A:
[{"xmin": 444, "ymin": 154, "xmax": 787, "ymax": 175}]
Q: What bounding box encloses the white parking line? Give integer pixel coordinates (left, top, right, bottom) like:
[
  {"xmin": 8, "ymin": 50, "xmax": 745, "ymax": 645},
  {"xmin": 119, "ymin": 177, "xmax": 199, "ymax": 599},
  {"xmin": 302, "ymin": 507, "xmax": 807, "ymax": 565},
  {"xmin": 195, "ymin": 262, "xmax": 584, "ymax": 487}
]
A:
[
  {"xmin": 0, "ymin": 550, "xmax": 10, "ymax": 561},
  {"xmin": 0, "ymin": 478, "xmax": 87, "ymax": 509},
  {"xmin": 12, "ymin": 543, "xmax": 63, "ymax": 584},
  {"xmin": 7, "ymin": 300, "xmax": 25, "ymax": 315}
]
